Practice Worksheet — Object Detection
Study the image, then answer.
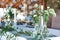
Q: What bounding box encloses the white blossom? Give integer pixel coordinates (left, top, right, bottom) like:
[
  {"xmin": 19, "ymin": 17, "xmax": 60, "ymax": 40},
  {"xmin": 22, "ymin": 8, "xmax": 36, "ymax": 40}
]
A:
[
  {"xmin": 34, "ymin": 4, "xmax": 38, "ymax": 8},
  {"xmin": 48, "ymin": 9, "xmax": 56, "ymax": 17},
  {"xmin": 33, "ymin": 15, "xmax": 37, "ymax": 17}
]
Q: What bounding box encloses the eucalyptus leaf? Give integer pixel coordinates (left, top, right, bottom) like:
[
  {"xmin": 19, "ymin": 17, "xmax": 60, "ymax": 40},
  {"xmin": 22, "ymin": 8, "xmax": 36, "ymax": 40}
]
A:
[
  {"xmin": 43, "ymin": 14, "xmax": 48, "ymax": 23},
  {"xmin": 34, "ymin": 16, "xmax": 39, "ymax": 23}
]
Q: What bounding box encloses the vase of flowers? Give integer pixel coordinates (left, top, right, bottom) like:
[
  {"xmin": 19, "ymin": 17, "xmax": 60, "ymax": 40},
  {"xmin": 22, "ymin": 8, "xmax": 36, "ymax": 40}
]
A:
[
  {"xmin": 30, "ymin": 4, "xmax": 56, "ymax": 40},
  {"xmin": 5, "ymin": 5, "xmax": 14, "ymax": 26}
]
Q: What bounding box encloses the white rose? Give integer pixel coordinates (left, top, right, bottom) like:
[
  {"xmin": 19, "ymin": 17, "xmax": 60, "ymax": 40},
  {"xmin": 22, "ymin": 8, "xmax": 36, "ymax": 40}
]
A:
[
  {"xmin": 34, "ymin": 4, "xmax": 38, "ymax": 8},
  {"xmin": 33, "ymin": 15, "xmax": 37, "ymax": 17}
]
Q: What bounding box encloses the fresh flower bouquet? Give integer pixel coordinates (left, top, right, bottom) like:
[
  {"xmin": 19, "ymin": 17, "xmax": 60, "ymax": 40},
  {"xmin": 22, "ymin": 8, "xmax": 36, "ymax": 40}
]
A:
[{"xmin": 30, "ymin": 4, "xmax": 56, "ymax": 40}]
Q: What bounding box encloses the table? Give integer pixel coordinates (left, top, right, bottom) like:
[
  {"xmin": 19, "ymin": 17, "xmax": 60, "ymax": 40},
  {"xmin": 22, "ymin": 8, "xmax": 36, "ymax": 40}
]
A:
[{"xmin": 48, "ymin": 37, "xmax": 60, "ymax": 40}]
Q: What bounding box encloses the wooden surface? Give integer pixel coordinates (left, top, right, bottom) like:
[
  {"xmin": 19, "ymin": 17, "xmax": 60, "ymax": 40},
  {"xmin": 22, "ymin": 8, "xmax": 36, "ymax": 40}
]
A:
[
  {"xmin": 0, "ymin": 0, "xmax": 43, "ymax": 8},
  {"xmin": 0, "ymin": 0, "xmax": 24, "ymax": 8}
]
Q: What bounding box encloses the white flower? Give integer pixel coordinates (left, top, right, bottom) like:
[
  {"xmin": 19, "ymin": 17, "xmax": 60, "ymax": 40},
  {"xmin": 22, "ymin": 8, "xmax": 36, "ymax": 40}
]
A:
[
  {"xmin": 33, "ymin": 15, "xmax": 37, "ymax": 17},
  {"xmin": 48, "ymin": 9, "xmax": 56, "ymax": 17},
  {"xmin": 34, "ymin": 4, "xmax": 38, "ymax": 8}
]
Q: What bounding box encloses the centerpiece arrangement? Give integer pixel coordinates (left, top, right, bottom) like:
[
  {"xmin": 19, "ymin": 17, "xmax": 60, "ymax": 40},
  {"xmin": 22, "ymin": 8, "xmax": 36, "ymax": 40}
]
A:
[
  {"xmin": 0, "ymin": 0, "xmax": 56, "ymax": 40},
  {"xmin": 20, "ymin": 0, "xmax": 56, "ymax": 40},
  {"xmin": 31, "ymin": 5, "xmax": 56, "ymax": 40}
]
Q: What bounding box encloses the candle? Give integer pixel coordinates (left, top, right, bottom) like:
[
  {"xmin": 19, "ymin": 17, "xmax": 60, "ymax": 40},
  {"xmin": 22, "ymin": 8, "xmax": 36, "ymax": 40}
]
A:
[
  {"xmin": 40, "ymin": 5, "xmax": 44, "ymax": 27},
  {"xmin": 14, "ymin": 8, "xmax": 17, "ymax": 26},
  {"xmin": 41, "ymin": 5, "xmax": 44, "ymax": 10},
  {"xmin": 40, "ymin": 16, "xmax": 43, "ymax": 26}
]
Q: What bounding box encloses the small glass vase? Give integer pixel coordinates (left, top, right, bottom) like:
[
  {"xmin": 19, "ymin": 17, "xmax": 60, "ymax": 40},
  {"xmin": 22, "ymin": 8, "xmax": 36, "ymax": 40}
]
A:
[{"xmin": 32, "ymin": 16, "xmax": 48, "ymax": 40}]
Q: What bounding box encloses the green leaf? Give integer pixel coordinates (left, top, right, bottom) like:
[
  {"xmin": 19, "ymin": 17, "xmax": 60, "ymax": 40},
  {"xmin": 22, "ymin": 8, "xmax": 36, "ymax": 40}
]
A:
[
  {"xmin": 43, "ymin": 13, "xmax": 48, "ymax": 22},
  {"xmin": 34, "ymin": 16, "xmax": 39, "ymax": 23}
]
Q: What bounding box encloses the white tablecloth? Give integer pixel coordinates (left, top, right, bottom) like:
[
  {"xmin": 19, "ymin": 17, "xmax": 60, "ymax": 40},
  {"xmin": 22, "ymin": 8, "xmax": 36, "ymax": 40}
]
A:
[
  {"xmin": 0, "ymin": 36, "xmax": 27, "ymax": 40},
  {"xmin": 0, "ymin": 36, "xmax": 60, "ymax": 40},
  {"xmin": 48, "ymin": 37, "xmax": 60, "ymax": 40}
]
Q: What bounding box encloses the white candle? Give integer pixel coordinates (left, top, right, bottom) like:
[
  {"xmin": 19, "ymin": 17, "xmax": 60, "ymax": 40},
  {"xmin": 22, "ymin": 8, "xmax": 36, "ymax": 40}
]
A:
[
  {"xmin": 40, "ymin": 5, "xmax": 44, "ymax": 27},
  {"xmin": 41, "ymin": 5, "xmax": 44, "ymax": 10},
  {"xmin": 40, "ymin": 16, "xmax": 43, "ymax": 26},
  {"xmin": 14, "ymin": 8, "xmax": 17, "ymax": 26}
]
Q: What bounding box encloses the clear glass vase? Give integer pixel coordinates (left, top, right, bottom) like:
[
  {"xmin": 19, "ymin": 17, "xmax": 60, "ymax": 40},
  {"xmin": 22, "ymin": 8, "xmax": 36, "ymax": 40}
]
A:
[{"xmin": 32, "ymin": 15, "xmax": 48, "ymax": 40}]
